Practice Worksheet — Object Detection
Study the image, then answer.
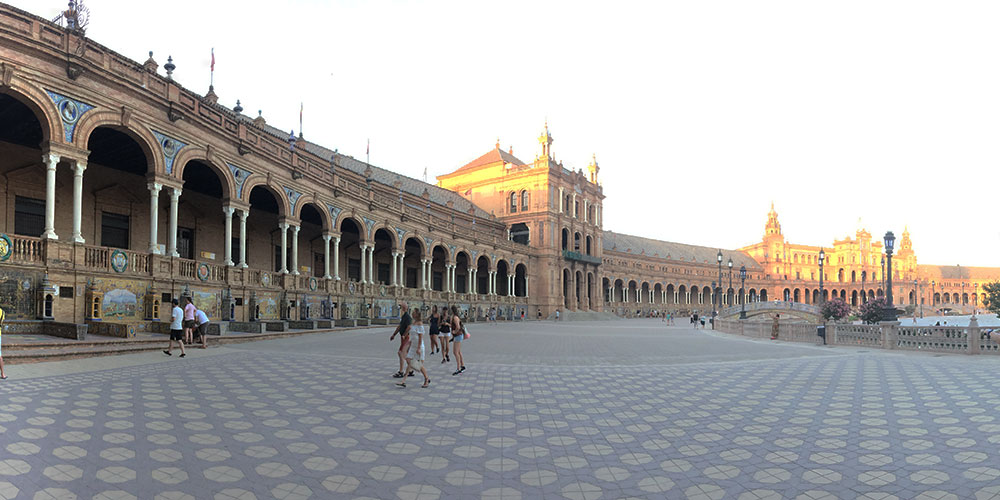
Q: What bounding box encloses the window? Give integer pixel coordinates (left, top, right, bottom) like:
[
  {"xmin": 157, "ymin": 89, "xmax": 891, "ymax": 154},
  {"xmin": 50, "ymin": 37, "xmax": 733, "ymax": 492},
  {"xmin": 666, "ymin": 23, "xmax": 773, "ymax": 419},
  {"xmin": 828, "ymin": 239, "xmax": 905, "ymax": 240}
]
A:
[
  {"xmin": 14, "ymin": 196, "xmax": 45, "ymax": 237},
  {"xmin": 511, "ymin": 223, "xmax": 529, "ymax": 245},
  {"xmin": 509, "ymin": 192, "xmax": 517, "ymax": 213},
  {"xmin": 377, "ymin": 263, "xmax": 390, "ymax": 284},
  {"xmin": 101, "ymin": 212, "xmax": 130, "ymax": 249},
  {"xmin": 521, "ymin": 190, "xmax": 529, "ymax": 211},
  {"xmin": 177, "ymin": 227, "xmax": 194, "ymax": 260},
  {"xmin": 232, "ymin": 237, "xmax": 241, "ymax": 265},
  {"xmin": 348, "ymin": 258, "xmax": 361, "ymax": 281}
]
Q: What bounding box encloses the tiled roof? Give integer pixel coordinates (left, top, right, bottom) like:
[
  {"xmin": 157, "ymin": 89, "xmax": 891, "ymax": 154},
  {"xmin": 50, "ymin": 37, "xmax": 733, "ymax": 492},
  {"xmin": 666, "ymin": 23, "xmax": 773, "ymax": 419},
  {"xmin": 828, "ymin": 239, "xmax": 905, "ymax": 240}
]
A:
[
  {"xmin": 603, "ymin": 231, "xmax": 763, "ymax": 271},
  {"xmin": 917, "ymin": 264, "xmax": 1000, "ymax": 281},
  {"xmin": 240, "ymin": 117, "xmax": 491, "ymax": 218},
  {"xmin": 449, "ymin": 147, "xmax": 526, "ymax": 175}
]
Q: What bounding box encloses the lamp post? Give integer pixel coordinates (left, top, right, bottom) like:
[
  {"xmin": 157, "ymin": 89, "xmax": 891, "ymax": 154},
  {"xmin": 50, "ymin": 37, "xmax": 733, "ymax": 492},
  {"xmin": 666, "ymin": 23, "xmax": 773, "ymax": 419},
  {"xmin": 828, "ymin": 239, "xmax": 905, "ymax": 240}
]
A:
[
  {"xmin": 861, "ymin": 270, "xmax": 867, "ymax": 304},
  {"xmin": 931, "ymin": 280, "xmax": 936, "ymax": 310},
  {"xmin": 818, "ymin": 249, "xmax": 825, "ymax": 305},
  {"xmin": 914, "ymin": 279, "xmax": 921, "ymax": 318},
  {"xmin": 883, "ymin": 231, "xmax": 896, "ymax": 322},
  {"xmin": 727, "ymin": 258, "xmax": 733, "ymax": 308},
  {"xmin": 711, "ymin": 280, "xmax": 717, "ymax": 324},
  {"xmin": 974, "ymin": 282, "xmax": 979, "ymax": 317},
  {"xmin": 962, "ymin": 282, "xmax": 966, "ymax": 310},
  {"xmin": 715, "ymin": 250, "xmax": 722, "ymax": 320},
  {"xmin": 739, "ymin": 265, "xmax": 747, "ymax": 319},
  {"xmin": 880, "ymin": 255, "xmax": 885, "ymax": 297}
]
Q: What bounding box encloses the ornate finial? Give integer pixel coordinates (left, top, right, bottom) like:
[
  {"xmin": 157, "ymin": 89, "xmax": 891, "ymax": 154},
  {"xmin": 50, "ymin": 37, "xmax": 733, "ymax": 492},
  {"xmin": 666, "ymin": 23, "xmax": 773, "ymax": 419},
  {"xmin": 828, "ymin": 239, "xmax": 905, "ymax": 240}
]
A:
[
  {"xmin": 164, "ymin": 55, "xmax": 175, "ymax": 80},
  {"xmin": 143, "ymin": 51, "xmax": 158, "ymax": 73},
  {"xmin": 233, "ymin": 100, "xmax": 243, "ymax": 114},
  {"xmin": 496, "ymin": 138, "xmax": 500, "ymax": 149},
  {"xmin": 287, "ymin": 130, "xmax": 296, "ymax": 151}
]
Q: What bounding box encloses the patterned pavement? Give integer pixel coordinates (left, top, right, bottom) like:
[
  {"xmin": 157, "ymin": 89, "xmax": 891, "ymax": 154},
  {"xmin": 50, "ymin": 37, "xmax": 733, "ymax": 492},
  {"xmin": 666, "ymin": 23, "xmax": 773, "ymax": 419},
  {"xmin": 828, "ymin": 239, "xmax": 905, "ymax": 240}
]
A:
[{"xmin": 2, "ymin": 320, "xmax": 1000, "ymax": 499}]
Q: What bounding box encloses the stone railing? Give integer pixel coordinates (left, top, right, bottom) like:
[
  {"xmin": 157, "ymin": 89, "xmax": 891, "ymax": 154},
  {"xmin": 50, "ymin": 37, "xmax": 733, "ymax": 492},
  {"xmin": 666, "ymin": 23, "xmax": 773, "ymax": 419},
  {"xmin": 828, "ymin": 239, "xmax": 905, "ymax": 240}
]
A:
[
  {"xmin": 9, "ymin": 235, "xmax": 46, "ymax": 264},
  {"xmin": 81, "ymin": 245, "xmax": 151, "ymax": 275},
  {"xmin": 715, "ymin": 317, "xmax": 997, "ymax": 355}
]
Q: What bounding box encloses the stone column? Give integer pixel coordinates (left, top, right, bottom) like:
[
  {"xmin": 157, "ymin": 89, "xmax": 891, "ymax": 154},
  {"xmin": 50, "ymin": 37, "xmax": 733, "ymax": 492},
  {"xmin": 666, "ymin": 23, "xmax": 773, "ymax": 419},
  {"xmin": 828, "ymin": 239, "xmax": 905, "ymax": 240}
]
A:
[
  {"xmin": 333, "ymin": 236, "xmax": 341, "ymax": 280},
  {"xmin": 508, "ymin": 275, "xmax": 514, "ymax": 297},
  {"xmin": 572, "ymin": 193, "xmax": 577, "ymax": 217},
  {"xmin": 359, "ymin": 244, "xmax": 368, "ymax": 284},
  {"xmin": 278, "ymin": 222, "xmax": 289, "ymax": 274},
  {"xmin": 167, "ymin": 187, "xmax": 181, "ymax": 257},
  {"xmin": 148, "ymin": 182, "xmax": 162, "ymax": 254},
  {"xmin": 238, "ymin": 210, "xmax": 248, "ymax": 267},
  {"xmin": 42, "ymin": 153, "xmax": 59, "ymax": 240},
  {"xmin": 291, "ymin": 224, "xmax": 300, "ymax": 275},
  {"xmin": 558, "ymin": 187, "xmax": 564, "ymax": 213},
  {"xmin": 71, "ymin": 160, "xmax": 86, "ymax": 243},
  {"xmin": 222, "ymin": 206, "xmax": 234, "ymax": 266},
  {"xmin": 322, "ymin": 235, "xmax": 332, "ymax": 279},
  {"xmin": 368, "ymin": 246, "xmax": 375, "ymax": 284},
  {"xmin": 391, "ymin": 252, "xmax": 398, "ymax": 286},
  {"xmin": 468, "ymin": 269, "xmax": 474, "ymax": 294},
  {"xmin": 397, "ymin": 253, "xmax": 405, "ymax": 286},
  {"xmin": 419, "ymin": 259, "xmax": 427, "ymax": 290},
  {"xmin": 525, "ymin": 275, "xmax": 530, "ymax": 298}
]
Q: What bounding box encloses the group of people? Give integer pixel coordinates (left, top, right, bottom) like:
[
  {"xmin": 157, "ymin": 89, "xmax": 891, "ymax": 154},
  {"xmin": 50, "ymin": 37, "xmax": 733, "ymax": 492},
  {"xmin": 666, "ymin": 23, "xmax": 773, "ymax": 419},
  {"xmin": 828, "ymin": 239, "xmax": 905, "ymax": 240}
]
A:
[
  {"xmin": 389, "ymin": 302, "xmax": 469, "ymax": 388},
  {"xmin": 163, "ymin": 296, "xmax": 211, "ymax": 357}
]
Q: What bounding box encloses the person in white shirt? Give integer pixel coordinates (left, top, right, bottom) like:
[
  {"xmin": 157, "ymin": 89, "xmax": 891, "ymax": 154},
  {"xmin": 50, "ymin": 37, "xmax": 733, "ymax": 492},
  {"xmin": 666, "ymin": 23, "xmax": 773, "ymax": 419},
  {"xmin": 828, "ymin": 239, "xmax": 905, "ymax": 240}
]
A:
[
  {"xmin": 194, "ymin": 308, "xmax": 210, "ymax": 349},
  {"xmin": 163, "ymin": 298, "xmax": 186, "ymax": 357},
  {"xmin": 397, "ymin": 309, "xmax": 430, "ymax": 388}
]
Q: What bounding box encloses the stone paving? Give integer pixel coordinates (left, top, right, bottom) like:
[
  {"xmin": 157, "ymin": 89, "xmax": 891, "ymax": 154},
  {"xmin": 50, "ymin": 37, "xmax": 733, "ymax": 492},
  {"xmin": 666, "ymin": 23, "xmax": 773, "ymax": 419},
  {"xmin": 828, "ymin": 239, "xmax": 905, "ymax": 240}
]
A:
[{"xmin": 2, "ymin": 320, "xmax": 1000, "ymax": 499}]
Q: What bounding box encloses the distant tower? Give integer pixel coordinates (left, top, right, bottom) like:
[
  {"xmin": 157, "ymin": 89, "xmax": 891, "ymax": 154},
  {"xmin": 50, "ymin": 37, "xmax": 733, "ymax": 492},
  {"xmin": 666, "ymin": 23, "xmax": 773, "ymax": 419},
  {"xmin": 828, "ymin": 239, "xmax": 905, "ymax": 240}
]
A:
[
  {"xmin": 588, "ymin": 154, "xmax": 600, "ymax": 184},
  {"xmin": 764, "ymin": 202, "xmax": 782, "ymax": 238},
  {"xmin": 538, "ymin": 121, "xmax": 553, "ymax": 159},
  {"xmin": 899, "ymin": 226, "xmax": 913, "ymax": 253}
]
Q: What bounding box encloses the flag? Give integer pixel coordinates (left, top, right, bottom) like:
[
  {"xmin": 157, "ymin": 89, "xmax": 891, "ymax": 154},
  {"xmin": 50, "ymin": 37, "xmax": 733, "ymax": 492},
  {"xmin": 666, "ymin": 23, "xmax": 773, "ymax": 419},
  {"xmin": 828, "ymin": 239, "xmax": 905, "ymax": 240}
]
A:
[
  {"xmin": 366, "ymin": 139, "xmax": 369, "ymax": 156},
  {"xmin": 299, "ymin": 102, "xmax": 303, "ymax": 135},
  {"xmin": 464, "ymin": 189, "xmax": 471, "ymax": 195},
  {"xmin": 210, "ymin": 48, "xmax": 215, "ymax": 72}
]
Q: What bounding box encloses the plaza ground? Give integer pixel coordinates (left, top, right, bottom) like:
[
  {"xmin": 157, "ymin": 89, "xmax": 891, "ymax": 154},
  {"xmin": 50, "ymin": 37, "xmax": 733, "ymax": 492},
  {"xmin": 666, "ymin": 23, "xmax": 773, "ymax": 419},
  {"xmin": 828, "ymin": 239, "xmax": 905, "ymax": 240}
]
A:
[{"xmin": 3, "ymin": 320, "xmax": 1000, "ymax": 500}]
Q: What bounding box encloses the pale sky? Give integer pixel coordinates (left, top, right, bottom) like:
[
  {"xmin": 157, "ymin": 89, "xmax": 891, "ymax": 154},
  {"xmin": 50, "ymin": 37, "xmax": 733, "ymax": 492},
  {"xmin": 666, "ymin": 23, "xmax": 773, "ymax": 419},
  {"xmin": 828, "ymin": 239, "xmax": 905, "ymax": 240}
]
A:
[{"xmin": 13, "ymin": 1, "xmax": 1000, "ymax": 266}]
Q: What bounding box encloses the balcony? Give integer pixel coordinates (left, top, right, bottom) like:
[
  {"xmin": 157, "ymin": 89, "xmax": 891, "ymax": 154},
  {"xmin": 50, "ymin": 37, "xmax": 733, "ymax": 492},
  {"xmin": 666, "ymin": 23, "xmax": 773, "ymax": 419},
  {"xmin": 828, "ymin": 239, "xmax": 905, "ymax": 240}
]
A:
[{"xmin": 562, "ymin": 250, "xmax": 602, "ymax": 265}]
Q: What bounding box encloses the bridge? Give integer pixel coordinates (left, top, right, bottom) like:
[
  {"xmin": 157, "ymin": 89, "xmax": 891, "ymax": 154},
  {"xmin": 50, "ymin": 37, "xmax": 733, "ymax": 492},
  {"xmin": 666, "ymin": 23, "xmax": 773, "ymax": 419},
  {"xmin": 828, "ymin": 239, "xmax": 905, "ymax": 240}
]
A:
[{"xmin": 717, "ymin": 301, "xmax": 823, "ymax": 322}]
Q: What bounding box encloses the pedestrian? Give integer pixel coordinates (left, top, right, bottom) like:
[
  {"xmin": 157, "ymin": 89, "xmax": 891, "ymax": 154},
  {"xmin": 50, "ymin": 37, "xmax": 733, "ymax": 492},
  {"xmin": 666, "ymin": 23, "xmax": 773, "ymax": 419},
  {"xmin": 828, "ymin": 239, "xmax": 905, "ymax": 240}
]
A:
[
  {"xmin": 428, "ymin": 305, "xmax": 440, "ymax": 355},
  {"xmin": 771, "ymin": 313, "xmax": 780, "ymax": 340},
  {"xmin": 163, "ymin": 298, "xmax": 187, "ymax": 357},
  {"xmin": 554, "ymin": 309, "xmax": 560, "ymax": 321},
  {"xmin": 438, "ymin": 306, "xmax": 452, "ymax": 364},
  {"xmin": 0, "ymin": 305, "xmax": 7, "ymax": 379},
  {"xmin": 182, "ymin": 296, "xmax": 197, "ymax": 344},
  {"xmin": 194, "ymin": 307, "xmax": 210, "ymax": 349},
  {"xmin": 520, "ymin": 310, "xmax": 525, "ymax": 321},
  {"xmin": 397, "ymin": 309, "xmax": 430, "ymax": 388},
  {"xmin": 537, "ymin": 309, "xmax": 542, "ymax": 321},
  {"xmin": 450, "ymin": 305, "xmax": 467, "ymax": 375},
  {"xmin": 389, "ymin": 301, "xmax": 414, "ymax": 378}
]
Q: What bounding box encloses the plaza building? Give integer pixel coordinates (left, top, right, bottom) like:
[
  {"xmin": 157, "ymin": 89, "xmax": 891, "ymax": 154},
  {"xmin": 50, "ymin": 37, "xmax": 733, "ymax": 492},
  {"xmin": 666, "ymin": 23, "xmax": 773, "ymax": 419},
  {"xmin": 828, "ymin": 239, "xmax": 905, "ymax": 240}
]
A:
[{"xmin": 0, "ymin": 2, "xmax": 997, "ymax": 337}]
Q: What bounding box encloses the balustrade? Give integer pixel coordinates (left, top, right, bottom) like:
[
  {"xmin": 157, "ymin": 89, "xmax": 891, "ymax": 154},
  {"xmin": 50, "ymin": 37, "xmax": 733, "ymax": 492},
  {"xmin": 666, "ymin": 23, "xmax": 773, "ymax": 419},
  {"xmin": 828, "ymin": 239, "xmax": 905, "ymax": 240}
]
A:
[{"xmin": 9, "ymin": 235, "xmax": 45, "ymax": 263}]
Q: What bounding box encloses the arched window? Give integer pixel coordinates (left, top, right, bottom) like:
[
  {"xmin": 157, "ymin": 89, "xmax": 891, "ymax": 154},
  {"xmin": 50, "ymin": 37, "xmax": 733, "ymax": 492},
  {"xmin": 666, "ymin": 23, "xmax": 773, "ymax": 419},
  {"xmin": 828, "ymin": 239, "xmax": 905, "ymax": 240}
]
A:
[
  {"xmin": 521, "ymin": 190, "xmax": 529, "ymax": 211},
  {"xmin": 509, "ymin": 192, "xmax": 517, "ymax": 213}
]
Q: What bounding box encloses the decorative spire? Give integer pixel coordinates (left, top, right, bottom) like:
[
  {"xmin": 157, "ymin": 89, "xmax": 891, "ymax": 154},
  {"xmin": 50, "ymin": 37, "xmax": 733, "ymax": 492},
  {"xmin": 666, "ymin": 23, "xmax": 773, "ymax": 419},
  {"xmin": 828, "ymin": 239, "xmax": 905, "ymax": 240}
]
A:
[
  {"xmin": 496, "ymin": 138, "xmax": 500, "ymax": 149},
  {"xmin": 233, "ymin": 100, "xmax": 243, "ymax": 114},
  {"xmin": 163, "ymin": 55, "xmax": 175, "ymax": 80},
  {"xmin": 143, "ymin": 51, "xmax": 158, "ymax": 73},
  {"xmin": 538, "ymin": 121, "xmax": 554, "ymax": 159},
  {"xmin": 765, "ymin": 203, "xmax": 781, "ymax": 238}
]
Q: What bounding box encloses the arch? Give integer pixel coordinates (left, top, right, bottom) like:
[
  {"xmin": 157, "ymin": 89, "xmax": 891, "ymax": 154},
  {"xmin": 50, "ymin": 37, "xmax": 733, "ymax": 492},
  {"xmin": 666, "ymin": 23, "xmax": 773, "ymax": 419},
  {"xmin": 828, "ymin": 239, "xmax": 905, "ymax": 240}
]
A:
[
  {"xmin": 242, "ymin": 176, "xmax": 289, "ymax": 217},
  {"xmin": 496, "ymin": 259, "xmax": 511, "ymax": 296},
  {"xmin": 476, "ymin": 255, "xmax": 491, "ymax": 294},
  {"xmin": 666, "ymin": 284, "xmax": 676, "ymax": 304},
  {"xmin": 563, "ymin": 268, "xmax": 572, "ymax": 308},
  {"xmin": 783, "ymin": 288, "xmax": 791, "ymax": 301},
  {"xmin": 614, "ymin": 278, "xmax": 625, "ymax": 303},
  {"xmin": 514, "ymin": 263, "xmax": 528, "ymax": 297},
  {"xmin": 454, "ymin": 250, "xmax": 472, "ymax": 293},
  {"xmin": 678, "ymin": 285, "xmax": 688, "ymax": 304},
  {"xmin": 603, "ymin": 277, "xmax": 612, "ymax": 303},
  {"xmin": 840, "ymin": 289, "xmax": 847, "ymax": 301},
  {"xmin": 933, "ymin": 292, "xmax": 941, "ymax": 305},
  {"xmin": 574, "ymin": 232, "xmax": 581, "ymax": 252},
  {"xmin": 177, "ymin": 157, "xmax": 236, "ymax": 201},
  {"xmin": 760, "ymin": 289, "xmax": 768, "ymax": 302},
  {"xmin": 749, "ymin": 288, "xmax": 758, "ymax": 302},
  {"xmin": 561, "ymin": 228, "xmax": 569, "ymax": 251},
  {"xmin": 641, "ymin": 282, "xmax": 651, "ymax": 304},
  {"xmin": 339, "ymin": 217, "xmax": 364, "ymax": 282},
  {"xmin": 0, "ymin": 81, "xmax": 61, "ymax": 145},
  {"xmin": 430, "ymin": 244, "xmax": 449, "ymax": 291},
  {"xmin": 838, "ymin": 269, "xmax": 845, "ymax": 282},
  {"xmin": 334, "ymin": 212, "xmax": 367, "ymax": 241},
  {"xmin": 586, "ymin": 235, "xmax": 593, "ymax": 255},
  {"xmin": 520, "ymin": 189, "xmax": 529, "ymax": 211},
  {"xmin": 402, "ymin": 236, "xmax": 424, "ymax": 288},
  {"xmin": 372, "ymin": 228, "xmax": 395, "ymax": 285},
  {"xmin": 851, "ymin": 290, "xmax": 858, "ymax": 306},
  {"xmin": 851, "ymin": 270, "xmax": 856, "ymax": 283},
  {"xmin": 812, "ymin": 289, "xmax": 819, "ymax": 304},
  {"xmin": 291, "ymin": 197, "xmax": 333, "ymax": 231},
  {"xmin": 509, "ymin": 191, "xmax": 518, "ymax": 213},
  {"xmin": 653, "ymin": 283, "xmax": 663, "ymax": 304}
]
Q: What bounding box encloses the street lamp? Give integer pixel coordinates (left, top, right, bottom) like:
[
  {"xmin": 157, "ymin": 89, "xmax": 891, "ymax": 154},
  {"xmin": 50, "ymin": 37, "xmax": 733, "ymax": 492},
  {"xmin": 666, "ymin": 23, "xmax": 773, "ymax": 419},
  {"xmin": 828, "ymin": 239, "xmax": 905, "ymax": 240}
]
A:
[
  {"xmin": 961, "ymin": 282, "xmax": 966, "ymax": 310},
  {"xmin": 727, "ymin": 258, "xmax": 733, "ymax": 308},
  {"xmin": 931, "ymin": 280, "xmax": 936, "ymax": 309},
  {"xmin": 715, "ymin": 250, "xmax": 723, "ymax": 320},
  {"xmin": 739, "ymin": 265, "xmax": 747, "ymax": 319},
  {"xmin": 974, "ymin": 282, "xmax": 979, "ymax": 317},
  {"xmin": 883, "ymin": 231, "xmax": 897, "ymax": 322},
  {"xmin": 914, "ymin": 279, "xmax": 921, "ymax": 318},
  {"xmin": 880, "ymin": 255, "xmax": 885, "ymax": 296},
  {"xmin": 818, "ymin": 249, "xmax": 825, "ymax": 305},
  {"xmin": 711, "ymin": 280, "xmax": 717, "ymax": 324}
]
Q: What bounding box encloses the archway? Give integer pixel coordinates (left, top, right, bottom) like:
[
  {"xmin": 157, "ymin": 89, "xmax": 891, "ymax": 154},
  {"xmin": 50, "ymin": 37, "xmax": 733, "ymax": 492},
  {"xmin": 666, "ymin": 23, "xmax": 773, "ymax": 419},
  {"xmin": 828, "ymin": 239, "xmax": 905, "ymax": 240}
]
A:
[
  {"xmin": 496, "ymin": 260, "xmax": 510, "ymax": 296},
  {"xmin": 563, "ymin": 269, "xmax": 572, "ymax": 308},
  {"xmin": 851, "ymin": 290, "xmax": 858, "ymax": 306},
  {"xmin": 690, "ymin": 285, "xmax": 699, "ymax": 305},
  {"xmin": 586, "ymin": 235, "xmax": 593, "ymax": 255},
  {"xmin": 628, "ymin": 280, "xmax": 638, "ymax": 306},
  {"xmin": 641, "ymin": 282, "xmax": 650, "ymax": 306},
  {"xmin": 587, "ymin": 272, "xmax": 594, "ymax": 309},
  {"xmin": 577, "ymin": 270, "xmax": 585, "ymax": 309},
  {"xmin": 373, "ymin": 228, "xmax": 395, "ymax": 285},
  {"xmin": 1, "ymin": 91, "xmax": 53, "ymax": 243},
  {"xmin": 476, "ymin": 255, "xmax": 490, "ymax": 294},
  {"xmin": 85, "ymin": 126, "xmax": 156, "ymax": 250},
  {"xmin": 339, "ymin": 218, "xmax": 363, "ymax": 282},
  {"xmin": 654, "ymin": 283, "xmax": 662, "ymax": 305},
  {"xmin": 666, "ymin": 284, "xmax": 676, "ymax": 304},
  {"xmin": 246, "ymin": 185, "xmax": 283, "ymax": 270},
  {"xmin": 403, "ymin": 237, "xmax": 423, "ymax": 288},
  {"xmin": 561, "ymin": 228, "xmax": 569, "ymax": 251},
  {"xmin": 177, "ymin": 159, "xmax": 230, "ymax": 261},
  {"xmin": 615, "ymin": 279, "xmax": 625, "ymax": 303},
  {"xmin": 431, "ymin": 245, "xmax": 448, "ymax": 291},
  {"xmin": 456, "ymin": 251, "xmax": 471, "ymax": 293},
  {"xmin": 300, "ymin": 204, "xmax": 326, "ymax": 277},
  {"xmin": 574, "ymin": 232, "xmax": 581, "ymax": 252},
  {"xmin": 515, "ymin": 263, "xmax": 527, "ymax": 297},
  {"xmin": 603, "ymin": 277, "xmax": 612, "ymax": 302},
  {"xmin": 760, "ymin": 289, "xmax": 768, "ymax": 301}
]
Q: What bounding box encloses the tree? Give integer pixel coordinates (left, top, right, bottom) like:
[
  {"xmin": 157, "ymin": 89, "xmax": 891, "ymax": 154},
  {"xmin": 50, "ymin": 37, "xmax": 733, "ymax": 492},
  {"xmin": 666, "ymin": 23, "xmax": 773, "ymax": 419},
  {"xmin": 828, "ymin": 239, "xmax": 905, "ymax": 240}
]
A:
[
  {"xmin": 859, "ymin": 298, "xmax": 887, "ymax": 324},
  {"xmin": 983, "ymin": 281, "xmax": 1000, "ymax": 316},
  {"xmin": 820, "ymin": 297, "xmax": 850, "ymax": 322}
]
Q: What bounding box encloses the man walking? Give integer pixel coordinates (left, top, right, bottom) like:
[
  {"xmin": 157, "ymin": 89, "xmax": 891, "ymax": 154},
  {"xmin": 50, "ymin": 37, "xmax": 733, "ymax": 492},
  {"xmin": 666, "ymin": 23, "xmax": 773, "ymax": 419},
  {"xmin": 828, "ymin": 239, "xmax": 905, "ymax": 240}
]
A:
[
  {"xmin": 164, "ymin": 298, "xmax": 186, "ymax": 357},
  {"xmin": 389, "ymin": 301, "xmax": 413, "ymax": 378}
]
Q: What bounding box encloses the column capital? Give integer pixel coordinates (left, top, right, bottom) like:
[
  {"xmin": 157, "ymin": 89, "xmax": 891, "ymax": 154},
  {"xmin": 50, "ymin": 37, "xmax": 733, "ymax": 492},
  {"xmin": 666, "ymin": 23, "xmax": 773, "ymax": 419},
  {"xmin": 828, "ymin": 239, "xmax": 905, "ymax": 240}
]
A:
[
  {"xmin": 43, "ymin": 152, "xmax": 60, "ymax": 167},
  {"xmin": 72, "ymin": 159, "xmax": 87, "ymax": 174},
  {"xmin": 278, "ymin": 221, "xmax": 289, "ymax": 231},
  {"xmin": 168, "ymin": 186, "xmax": 182, "ymax": 200},
  {"xmin": 238, "ymin": 208, "xmax": 249, "ymax": 221},
  {"xmin": 322, "ymin": 234, "xmax": 332, "ymax": 242},
  {"xmin": 291, "ymin": 223, "xmax": 301, "ymax": 233},
  {"xmin": 222, "ymin": 206, "xmax": 235, "ymax": 217},
  {"xmin": 147, "ymin": 181, "xmax": 162, "ymax": 193}
]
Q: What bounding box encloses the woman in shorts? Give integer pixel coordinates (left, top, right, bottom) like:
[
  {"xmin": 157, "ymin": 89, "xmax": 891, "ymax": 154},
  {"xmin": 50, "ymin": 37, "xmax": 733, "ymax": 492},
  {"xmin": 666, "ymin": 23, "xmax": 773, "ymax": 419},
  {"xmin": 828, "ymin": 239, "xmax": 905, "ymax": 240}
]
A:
[
  {"xmin": 450, "ymin": 305, "xmax": 466, "ymax": 375},
  {"xmin": 438, "ymin": 307, "xmax": 451, "ymax": 363},
  {"xmin": 428, "ymin": 305, "xmax": 440, "ymax": 355}
]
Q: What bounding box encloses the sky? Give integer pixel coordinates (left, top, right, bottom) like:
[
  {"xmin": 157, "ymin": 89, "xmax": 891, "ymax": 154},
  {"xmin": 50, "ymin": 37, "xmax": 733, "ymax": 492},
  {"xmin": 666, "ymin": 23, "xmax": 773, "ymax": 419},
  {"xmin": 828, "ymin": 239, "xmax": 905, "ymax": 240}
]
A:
[{"xmin": 13, "ymin": 0, "xmax": 1000, "ymax": 266}]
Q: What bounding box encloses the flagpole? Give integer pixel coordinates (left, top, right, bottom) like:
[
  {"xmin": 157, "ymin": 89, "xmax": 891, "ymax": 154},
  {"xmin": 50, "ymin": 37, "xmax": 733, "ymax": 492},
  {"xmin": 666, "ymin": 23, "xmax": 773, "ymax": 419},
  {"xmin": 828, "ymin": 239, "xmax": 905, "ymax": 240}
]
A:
[{"xmin": 210, "ymin": 48, "xmax": 214, "ymax": 88}]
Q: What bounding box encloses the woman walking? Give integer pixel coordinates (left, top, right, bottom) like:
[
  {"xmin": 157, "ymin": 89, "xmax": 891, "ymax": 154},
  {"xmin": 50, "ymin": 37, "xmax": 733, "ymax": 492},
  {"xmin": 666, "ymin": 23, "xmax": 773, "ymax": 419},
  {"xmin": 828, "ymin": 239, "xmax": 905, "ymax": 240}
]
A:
[
  {"xmin": 438, "ymin": 306, "xmax": 452, "ymax": 363},
  {"xmin": 397, "ymin": 310, "xmax": 430, "ymax": 388},
  {"xmin": 428, "ymin": 305, "xmax": 440, "ymax": 355},
  {"xmin": 450, "ymin": 305, "xmax": 466, "ymax": 375}
]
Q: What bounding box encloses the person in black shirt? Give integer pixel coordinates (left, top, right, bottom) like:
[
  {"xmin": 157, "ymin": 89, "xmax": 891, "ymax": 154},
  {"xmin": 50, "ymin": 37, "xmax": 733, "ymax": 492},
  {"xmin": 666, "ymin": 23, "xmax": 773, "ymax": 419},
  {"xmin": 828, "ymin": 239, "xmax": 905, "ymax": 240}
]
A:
[{"xmin": 390, "ymin": 302, "xmax": 413, "ymax": 378}]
